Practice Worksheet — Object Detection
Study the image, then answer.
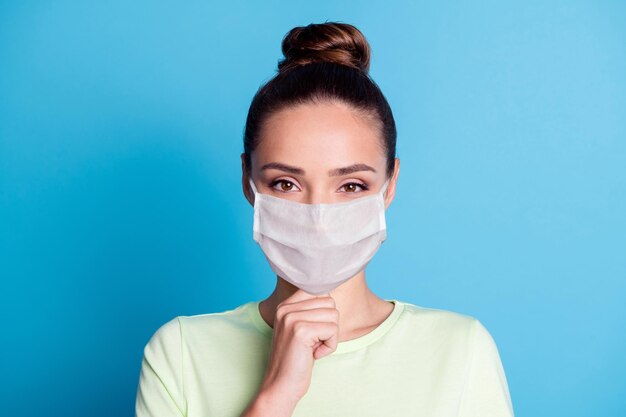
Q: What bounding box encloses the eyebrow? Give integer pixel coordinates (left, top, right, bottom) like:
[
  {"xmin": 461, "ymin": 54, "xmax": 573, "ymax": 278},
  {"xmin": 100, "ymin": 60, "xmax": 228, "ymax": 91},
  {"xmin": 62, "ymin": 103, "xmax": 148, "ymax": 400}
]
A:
[
  {"xmin": 260, "ymin": 162, "xmax": 377, "ymax": 176},
  {"xmin": 329, "ymin": 163, "xmax": 377, "ymax": 176}
]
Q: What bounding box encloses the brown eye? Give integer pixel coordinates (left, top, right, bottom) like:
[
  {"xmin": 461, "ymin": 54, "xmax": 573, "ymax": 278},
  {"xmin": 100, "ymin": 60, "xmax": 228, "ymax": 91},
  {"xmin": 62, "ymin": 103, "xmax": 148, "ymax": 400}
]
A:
[
  {"xmin": 341, "ymin": 182, "xmax": 366, "ymax": 193},
  {"xmin": 270, "ymin": 179, "xmax": 299, "ymax": 192},
  {"xmin": 280, "ymin": 181, "xmax": 294, "ymax": 191}
]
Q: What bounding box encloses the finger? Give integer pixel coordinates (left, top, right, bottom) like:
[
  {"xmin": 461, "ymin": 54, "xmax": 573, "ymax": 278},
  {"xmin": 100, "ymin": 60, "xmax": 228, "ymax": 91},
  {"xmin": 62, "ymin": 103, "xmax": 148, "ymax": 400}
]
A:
[
  {"xmin": 283, "ymin": 308, "xmax": 339, "ymax": 324},
  {"xmin": 313, "ymin": 342, "xmax": 336, "ymax": 360},
  {"xmin": 292, "ymin": 320, "xmax": 339, "ymax": 346},
  {"xmin": 313, "ymin": 327, "xmax": 339, "ymax": 360},
  {"xmin": 282, "ymin": 288, "xmax": 320, "ymax": 305},
  {"xmin": 281, "ymin": 289, "xmax": 331, "ymax": 307},
  {"xmin": 293, "ymin": 297, "xmax": 337, "ymax": 311},
  {"xmin": 309, "ymin": 321, "xmax": 339, "ymax": 358}
]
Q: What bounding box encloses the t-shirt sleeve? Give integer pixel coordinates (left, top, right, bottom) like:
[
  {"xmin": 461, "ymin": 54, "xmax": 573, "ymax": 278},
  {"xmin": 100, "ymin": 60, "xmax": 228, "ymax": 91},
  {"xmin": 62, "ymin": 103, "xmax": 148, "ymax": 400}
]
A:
[
  {"xmin": 135, "ymin": 317, "xmax": 187, "ymax": 417},
  {"xmin": 458, "ymin": 319, "xmax": 515, "ymax": 417}
]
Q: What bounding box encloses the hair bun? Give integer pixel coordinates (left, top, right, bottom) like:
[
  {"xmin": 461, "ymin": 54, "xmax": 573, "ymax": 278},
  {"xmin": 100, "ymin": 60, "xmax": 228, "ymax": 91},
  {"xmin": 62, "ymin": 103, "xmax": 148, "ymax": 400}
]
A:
[{"xmin": 278, "ymin": 22, "xmax": 371, "ymax": 75}]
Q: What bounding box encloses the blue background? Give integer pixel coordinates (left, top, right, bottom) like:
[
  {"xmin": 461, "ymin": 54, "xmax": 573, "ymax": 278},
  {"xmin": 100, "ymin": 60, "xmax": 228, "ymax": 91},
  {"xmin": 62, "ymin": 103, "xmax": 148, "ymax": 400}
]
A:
[{"xmin": 1, "ymin": 1, "xmax": 625, "ymax": 416}]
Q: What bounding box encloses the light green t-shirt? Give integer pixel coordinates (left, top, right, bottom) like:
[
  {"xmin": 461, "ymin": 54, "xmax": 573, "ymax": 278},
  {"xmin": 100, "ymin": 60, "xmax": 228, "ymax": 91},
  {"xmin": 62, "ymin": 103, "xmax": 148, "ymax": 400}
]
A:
[{"xmin": 135, "ymin": 299, "xmax": 514, "ymax": 417}]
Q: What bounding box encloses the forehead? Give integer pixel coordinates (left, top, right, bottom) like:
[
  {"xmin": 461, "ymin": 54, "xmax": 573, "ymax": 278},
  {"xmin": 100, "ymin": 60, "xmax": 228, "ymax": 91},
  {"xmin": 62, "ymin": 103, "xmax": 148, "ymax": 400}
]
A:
[{"xmin": 254, "ymin": 100, "xmax": 385, "ymax": 169}]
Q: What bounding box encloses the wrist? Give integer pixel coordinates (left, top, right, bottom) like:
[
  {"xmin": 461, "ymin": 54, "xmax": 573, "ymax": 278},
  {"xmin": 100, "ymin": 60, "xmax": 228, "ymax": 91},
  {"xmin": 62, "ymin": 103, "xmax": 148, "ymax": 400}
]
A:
[{"xmin": 252, "ymin": 384, "xmax": 299, "ymax": 417}]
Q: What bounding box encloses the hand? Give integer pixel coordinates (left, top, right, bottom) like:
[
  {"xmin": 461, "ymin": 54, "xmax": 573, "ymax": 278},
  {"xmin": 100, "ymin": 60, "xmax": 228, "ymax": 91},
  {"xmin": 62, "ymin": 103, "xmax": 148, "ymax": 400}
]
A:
[{"xmin": 260, "ymin": 289, "xmax": 340, "ymax": 403}]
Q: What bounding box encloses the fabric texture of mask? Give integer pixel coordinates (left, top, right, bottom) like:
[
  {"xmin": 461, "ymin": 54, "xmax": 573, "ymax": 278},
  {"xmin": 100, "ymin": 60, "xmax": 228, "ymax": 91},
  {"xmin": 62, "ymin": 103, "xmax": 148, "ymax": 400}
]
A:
[{"xmin": 249, "ymin": 177, "xmax": 390, "ymax": 295}]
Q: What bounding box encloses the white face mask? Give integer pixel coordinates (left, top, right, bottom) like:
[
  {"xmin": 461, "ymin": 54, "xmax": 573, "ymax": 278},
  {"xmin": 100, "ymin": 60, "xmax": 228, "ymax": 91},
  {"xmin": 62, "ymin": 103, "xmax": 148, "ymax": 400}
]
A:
[{"xmin": 249, "ymin": 177, "xmax": 390, "ymax": 295}]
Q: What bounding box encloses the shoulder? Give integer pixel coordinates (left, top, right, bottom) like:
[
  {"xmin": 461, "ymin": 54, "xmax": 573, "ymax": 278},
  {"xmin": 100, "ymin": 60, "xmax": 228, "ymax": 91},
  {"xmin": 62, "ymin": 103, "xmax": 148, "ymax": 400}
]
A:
[
  {"xmin": 144, "ymin": 301, "xmax": 258, "ymax": 352},
  {"xmin": 142, "ymin": 316, "xmax": 182, "ymax": 359},
  {"xmin": 177, "ymin": 301, "xmax": 257, "ymax": 336},
  {"xmin": 398, "ymin": 300, "xmax": 478, "ymax": 333},
  {"xmin": 394, "ymin": 300, "xmax": 498, "ymax": 351}
]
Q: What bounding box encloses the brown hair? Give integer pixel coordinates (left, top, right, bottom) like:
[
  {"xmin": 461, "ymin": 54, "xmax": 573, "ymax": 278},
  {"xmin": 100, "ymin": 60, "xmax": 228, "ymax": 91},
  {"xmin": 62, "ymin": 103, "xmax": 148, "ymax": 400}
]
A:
[{"xmin": 243, "ymin": 21, "xmax": 397, "ymax": 178}]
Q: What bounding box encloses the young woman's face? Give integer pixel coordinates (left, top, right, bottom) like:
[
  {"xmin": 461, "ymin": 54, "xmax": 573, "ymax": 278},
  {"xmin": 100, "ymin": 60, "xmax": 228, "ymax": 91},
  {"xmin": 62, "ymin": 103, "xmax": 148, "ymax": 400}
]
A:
[{"xmin": 243, "ymin": 100, "xmax": 399, "ymax": 207}]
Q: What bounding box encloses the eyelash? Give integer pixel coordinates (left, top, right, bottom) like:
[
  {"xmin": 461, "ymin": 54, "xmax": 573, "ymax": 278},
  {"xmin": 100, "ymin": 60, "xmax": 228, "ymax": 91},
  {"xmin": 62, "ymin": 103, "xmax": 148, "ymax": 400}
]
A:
[{"xmin": 269, "ymin": 179, "xmax": 370, "ymax": 193}]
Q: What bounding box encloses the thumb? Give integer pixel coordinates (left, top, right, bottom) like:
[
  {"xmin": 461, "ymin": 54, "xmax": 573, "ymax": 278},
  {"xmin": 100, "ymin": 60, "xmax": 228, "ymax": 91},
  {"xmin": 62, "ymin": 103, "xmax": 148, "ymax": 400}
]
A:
[{"xmin": 313, "ymin": 342, "xmax": 335, "ymax": 360}]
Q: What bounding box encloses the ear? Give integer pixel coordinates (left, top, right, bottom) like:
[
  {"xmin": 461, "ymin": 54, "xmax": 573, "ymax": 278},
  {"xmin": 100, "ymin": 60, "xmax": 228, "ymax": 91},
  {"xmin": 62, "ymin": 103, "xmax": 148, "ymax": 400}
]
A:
[
  {"xmin": 241, "ymin": 153, "xmax": 254, "ymax": 206},
  {"xmin": 384, "ymin": 158, "xmax": 400, "ymax": 209}
]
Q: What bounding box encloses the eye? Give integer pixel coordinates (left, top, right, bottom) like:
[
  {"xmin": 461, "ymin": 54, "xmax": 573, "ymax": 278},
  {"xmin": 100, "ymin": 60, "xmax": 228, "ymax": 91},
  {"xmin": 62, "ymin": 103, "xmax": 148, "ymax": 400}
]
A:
[
  {"xmin": 340, "ymin": 182, "xmax": 369, "ymax": 193},
  {"xmin": 269, "ymin": 179, "xmax": 301, "ymax": 192}
]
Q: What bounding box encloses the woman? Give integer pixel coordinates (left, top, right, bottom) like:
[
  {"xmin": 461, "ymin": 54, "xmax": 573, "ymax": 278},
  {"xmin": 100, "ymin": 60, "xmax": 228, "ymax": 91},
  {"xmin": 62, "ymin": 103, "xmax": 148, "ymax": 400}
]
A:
[{"xmin": 135, "ymin": 22, "xmax": 515, "ymax": 417}]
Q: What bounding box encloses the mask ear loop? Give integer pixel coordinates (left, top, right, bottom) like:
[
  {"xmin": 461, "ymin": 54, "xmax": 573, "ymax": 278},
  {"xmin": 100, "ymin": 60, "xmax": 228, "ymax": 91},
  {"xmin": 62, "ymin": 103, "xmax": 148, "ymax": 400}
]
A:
[
  {"xmin": 249, "ymin": 177, "xmax": 258, "ymax": 195},
  {"xmin": 380, "ymin": 178, "xmax": 391, "ymax": 198}
]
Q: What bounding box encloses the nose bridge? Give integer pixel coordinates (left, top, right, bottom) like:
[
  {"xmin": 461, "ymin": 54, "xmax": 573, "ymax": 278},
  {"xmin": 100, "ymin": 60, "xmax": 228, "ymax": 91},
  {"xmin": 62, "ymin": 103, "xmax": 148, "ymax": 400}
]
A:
[
  {"xmin": 304, "ymin": 183, "xmax": 339, "ymax": 205},
  {"xmin": 306, "ymin": 188, "xmax": 326, "ymax": 205}
]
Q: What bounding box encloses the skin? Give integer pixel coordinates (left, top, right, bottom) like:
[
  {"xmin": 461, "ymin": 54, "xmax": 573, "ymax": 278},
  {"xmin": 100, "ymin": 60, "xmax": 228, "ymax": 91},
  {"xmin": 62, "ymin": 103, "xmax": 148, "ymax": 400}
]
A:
[{"xmin": 239, "ymin": 99, "xmax": 401, "ymax": 416}]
